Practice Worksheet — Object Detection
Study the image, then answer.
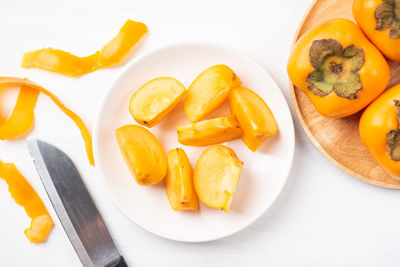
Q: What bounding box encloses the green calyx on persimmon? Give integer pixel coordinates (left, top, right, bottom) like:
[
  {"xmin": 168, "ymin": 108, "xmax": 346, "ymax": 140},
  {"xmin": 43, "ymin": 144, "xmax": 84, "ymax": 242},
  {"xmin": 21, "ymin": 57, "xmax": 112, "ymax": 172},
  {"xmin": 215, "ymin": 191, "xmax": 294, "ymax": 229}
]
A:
[
  {"xmin": 375, "ymin": 0, "xmax": 400, "ymax": 39},
  {"xmin": 306, "ymin": 39, "xmax": 365, "ymax": 99}
]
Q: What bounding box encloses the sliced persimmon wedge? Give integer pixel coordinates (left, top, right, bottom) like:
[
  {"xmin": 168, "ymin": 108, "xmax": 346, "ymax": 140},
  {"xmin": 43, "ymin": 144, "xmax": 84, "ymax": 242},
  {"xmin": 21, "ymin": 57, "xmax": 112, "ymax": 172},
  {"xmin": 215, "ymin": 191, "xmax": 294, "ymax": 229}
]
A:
[
  {"xmin": 176, "ymin": 114, "xmax": 242, "ymax": 146},
  {"xmin": 229, "ymin": 87, "xmax": 278, "ymax": 152},
  {"xmin": 184, "ymin": 65, "xmax": 241, "ymax": 122},
  {"xmin": 165, "ymin": 148, "xmax": 198, "ymax": 211},
  {"xmin": 116, "ymin": 125, "xmax": 167, "ymax": 185},
  {"xmin": 194, "ymin": 145, "xmax": 243, "ymax": 212},
  {"xmin": 129, "ymin": 77, "xmax": 185, "ymax": 128}
]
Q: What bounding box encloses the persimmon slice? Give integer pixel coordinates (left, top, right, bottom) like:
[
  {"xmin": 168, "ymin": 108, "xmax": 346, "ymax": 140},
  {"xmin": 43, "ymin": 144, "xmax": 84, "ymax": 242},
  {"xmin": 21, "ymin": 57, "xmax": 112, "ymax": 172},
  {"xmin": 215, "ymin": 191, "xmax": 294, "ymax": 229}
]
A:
[
  {"xmin": 184, "ymin": 65, "xmax": 241, "ymax": 122},
  {"xmin": 176, "ymin": 114, "xmax": 242, "ymax": 146},
  {"xmin": 129, "ymin": 77, "xmax": 185, "ymax": 128},
  {"xmin": 116, "ymin": 125, "xmax": 167, "ymax": 185},
  {"xmin": 165, "ymin": 148, "xmax": 198, "ymax": 211},
  {"xmin": 229, "ymin": 87, "xmax": 278, "ymax": 152},
  {"xmin": 194, "ymin": 145, "xmax": 243, "ymax": 212}
]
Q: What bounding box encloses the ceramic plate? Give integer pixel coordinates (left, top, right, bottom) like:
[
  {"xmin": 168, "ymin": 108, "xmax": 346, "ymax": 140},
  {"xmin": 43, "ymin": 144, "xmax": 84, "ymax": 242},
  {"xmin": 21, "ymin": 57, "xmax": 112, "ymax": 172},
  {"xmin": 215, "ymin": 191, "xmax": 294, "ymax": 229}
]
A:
[{"xmin": 94, "ymin": 43, "xmax": 295, "ymax": 242}]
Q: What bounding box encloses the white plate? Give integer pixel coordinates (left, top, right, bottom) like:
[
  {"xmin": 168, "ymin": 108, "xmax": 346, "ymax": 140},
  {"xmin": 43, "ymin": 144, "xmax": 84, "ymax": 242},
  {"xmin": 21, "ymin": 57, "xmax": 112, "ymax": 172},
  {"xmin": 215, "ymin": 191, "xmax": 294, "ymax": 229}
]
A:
[{"xmin": 93, "ymin": 43, "xmax": 295, "ymax": 242}]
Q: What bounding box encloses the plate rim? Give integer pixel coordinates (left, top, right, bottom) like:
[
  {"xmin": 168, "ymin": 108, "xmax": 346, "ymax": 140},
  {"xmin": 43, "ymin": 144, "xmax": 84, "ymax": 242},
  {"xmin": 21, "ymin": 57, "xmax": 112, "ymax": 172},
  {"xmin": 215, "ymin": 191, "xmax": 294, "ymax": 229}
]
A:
[
  {"xmin": 93, "ymin": 41, "xmax": 296, "ymax": 242},
  {"xmin": 288, "ymin": 0, "xmax": 400, "ymax": 189}
]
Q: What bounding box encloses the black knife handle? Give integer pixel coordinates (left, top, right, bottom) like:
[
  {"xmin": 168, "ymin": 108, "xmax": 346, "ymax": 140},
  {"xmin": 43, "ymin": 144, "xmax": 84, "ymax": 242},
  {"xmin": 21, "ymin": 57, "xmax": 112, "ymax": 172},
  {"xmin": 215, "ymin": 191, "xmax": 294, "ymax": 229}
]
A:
[{"xmin": 105, "ymin": 256, "xmax": 128, "ymax": 267}]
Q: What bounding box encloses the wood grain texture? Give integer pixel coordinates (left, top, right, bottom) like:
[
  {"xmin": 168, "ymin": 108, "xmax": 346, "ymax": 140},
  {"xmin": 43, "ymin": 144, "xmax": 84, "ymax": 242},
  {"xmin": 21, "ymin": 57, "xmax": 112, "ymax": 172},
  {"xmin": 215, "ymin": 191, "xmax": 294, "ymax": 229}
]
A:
[{"xmin": 290, "ymin": 0, "xmax": 400, "ymax": 188}]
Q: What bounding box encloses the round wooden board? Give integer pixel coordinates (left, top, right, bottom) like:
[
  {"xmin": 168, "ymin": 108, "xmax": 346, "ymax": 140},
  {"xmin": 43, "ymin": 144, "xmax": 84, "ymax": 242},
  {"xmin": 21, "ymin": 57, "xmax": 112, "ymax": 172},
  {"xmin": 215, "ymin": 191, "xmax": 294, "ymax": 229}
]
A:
[{"xmin": 290, "ymin": 0, "xmax": 400, "ymax": 188}]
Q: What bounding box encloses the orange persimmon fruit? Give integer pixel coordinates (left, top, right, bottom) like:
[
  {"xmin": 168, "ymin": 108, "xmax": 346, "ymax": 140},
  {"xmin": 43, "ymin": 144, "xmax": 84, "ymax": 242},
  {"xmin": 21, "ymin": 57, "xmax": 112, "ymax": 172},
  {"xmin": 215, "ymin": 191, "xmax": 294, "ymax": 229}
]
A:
[
  {"xmin": 287, "ymin": 19, "xmax": 390, "ymax": 118},
  {"xmin": 360, "ymin": 84, "xmax": 400, "ymax": 179},
  {"xmin": 353, "ymin": 0, "xmax": 400, "ymax": 62}
]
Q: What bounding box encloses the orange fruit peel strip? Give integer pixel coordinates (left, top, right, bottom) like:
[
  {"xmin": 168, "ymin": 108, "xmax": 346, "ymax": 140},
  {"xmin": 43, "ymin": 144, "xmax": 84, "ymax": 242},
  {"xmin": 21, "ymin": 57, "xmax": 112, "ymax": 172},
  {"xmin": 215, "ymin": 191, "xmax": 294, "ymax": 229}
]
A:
[
  {"xmin": 21, "ymin": 19, "xmax": 148, "ymax": 77},
  {"xmin": 0, "ymin": 77, "xmax": 94, "ymax": 165},
  {"xmin": 0, "ymin": 160, "xmax": 54, "ymax": 243},
  {"xmin": 0, "ymin": 85, "xmax": 39, "ymax": 140}
]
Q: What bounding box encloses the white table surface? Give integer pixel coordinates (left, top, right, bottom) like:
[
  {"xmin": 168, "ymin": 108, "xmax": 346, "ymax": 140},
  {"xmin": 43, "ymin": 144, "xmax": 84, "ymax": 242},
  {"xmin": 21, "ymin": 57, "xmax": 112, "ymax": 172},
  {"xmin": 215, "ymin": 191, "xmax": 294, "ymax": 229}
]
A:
[{"xmin": 1, "ymin": 0, "xmax": 399, "ymax": 266}]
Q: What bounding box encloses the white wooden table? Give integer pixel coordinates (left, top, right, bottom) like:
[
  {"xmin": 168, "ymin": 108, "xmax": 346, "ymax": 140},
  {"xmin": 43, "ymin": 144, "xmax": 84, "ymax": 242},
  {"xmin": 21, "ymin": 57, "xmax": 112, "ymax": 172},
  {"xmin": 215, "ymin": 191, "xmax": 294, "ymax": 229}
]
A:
[{"xmin": 1, "ymin": 0, "xmax": 399, "ymax": 266}]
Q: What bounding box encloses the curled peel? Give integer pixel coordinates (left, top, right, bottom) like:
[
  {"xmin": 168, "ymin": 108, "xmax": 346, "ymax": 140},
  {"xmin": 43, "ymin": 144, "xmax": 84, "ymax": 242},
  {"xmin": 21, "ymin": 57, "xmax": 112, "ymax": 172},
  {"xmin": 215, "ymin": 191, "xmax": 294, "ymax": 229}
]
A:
[
  {"xmin": 0, "ymin": 77, "xmax": 94, "ymax": 165},
  {"xmin": 0, "ymin": 85, "xmax": 39, "ymax": 140},
  {"xmin": 21, "ymin": 19, "xmax": 148, "ymax": 77},
  {"xmin": 0, "ymin": 160, "xmax": 53, "ymax": 243}
]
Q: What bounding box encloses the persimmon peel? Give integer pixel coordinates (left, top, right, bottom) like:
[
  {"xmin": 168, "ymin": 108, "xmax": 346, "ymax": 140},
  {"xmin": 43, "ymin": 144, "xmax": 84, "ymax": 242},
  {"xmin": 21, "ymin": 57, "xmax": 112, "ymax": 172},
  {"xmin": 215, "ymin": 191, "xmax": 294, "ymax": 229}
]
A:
[
  {"xmin": 21, "ymin": 19, "xmax": 148, "ymax": 77},
  {"xmin": 0, "ymin": 77, "xmax": 94, "ymax": 165},
  {"xmin": 0, "ymin": 85, "xmax": 39, "ymax": 140},
  {"xmin": 0, "ymin": 160, "xmax": 53, "ymax": 242}
]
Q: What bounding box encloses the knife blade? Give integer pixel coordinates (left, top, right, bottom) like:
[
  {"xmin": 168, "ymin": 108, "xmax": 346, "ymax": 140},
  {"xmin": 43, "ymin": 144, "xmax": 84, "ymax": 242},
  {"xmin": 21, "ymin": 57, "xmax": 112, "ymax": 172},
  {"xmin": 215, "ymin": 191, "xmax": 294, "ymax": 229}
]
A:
[{"xmin": 27, "ymin": 138, "xmax": 127, "ymax": 267}]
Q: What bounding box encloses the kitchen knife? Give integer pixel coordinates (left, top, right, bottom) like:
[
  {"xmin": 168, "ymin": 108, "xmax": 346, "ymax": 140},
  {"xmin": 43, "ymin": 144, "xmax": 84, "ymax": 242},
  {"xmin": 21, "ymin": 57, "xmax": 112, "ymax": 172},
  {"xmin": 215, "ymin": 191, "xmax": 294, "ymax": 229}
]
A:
[{"xmin": 27, "ymin": 138, "xmax": 127, "ymax": 267}]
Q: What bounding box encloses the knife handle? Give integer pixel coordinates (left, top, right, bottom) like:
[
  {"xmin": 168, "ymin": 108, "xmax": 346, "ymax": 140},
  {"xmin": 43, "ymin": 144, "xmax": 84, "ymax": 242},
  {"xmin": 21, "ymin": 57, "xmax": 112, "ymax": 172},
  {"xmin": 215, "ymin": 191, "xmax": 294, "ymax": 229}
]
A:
[{"xmin": 106, "ymin": 256, "xmax": 128, "ymax": 267}]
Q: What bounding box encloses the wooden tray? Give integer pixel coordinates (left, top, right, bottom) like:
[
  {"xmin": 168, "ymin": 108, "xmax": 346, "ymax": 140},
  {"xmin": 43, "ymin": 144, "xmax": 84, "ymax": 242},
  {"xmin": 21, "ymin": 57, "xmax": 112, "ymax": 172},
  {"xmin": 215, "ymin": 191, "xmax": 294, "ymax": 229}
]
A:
[{"xmin": 290, "ymin": 0, "xmax": 400, "ymax": 188}]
